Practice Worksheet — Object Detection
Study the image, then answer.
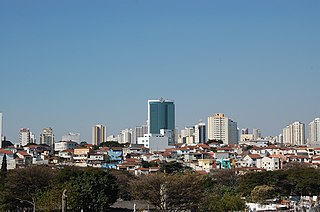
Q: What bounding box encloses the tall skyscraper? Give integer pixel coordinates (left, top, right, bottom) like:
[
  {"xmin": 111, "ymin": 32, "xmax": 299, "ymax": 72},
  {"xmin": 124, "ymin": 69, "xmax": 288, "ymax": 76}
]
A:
[
  {"xmin": 194, "ymin": 122, "xmax": 206, "ymax": 144},
  {"xmin": 92, "ymin": 124, "xmax": 107, "ymax": 146},
  {"xmin": 180, "ymin": 127, "xmax": 195, "ymax": 144},
  {"xmin": 135, "ymin": 125, "xmax": 148, "ymax": 144},
  {"xmin": 0, "ymin": 112, "xmax": 2, "ymax": 148},
  {"xmin": 148, "ymin": 98, "xmax": 175, "ymax": 144},
  {"xmin": 19, "ymin": 128, "xmax": 31, "ymax": 146},
  {"xmin": 253, "ymin": 128, "xmax": 261, "ymax": 140},
  {"xmin": 118, "ymin": 128, "xmax": 134, "ymax": 144},
  {"xmin": 207, "ymin": 113, "xmax": 238, "ymax": 145},
  {"xmin": 309, "ymin": 118, "xmax": 320, "ymax": 144},
  {"xmin": 283, "ymin": 121, "xmax": 305, "ymax": 145},
  {"xmin": 30, "ymin": 131, "xmax": 36, "ymax": 143},
  {"xmin": 40, "ymin": 127, "xmax": 55, "ymax": 148}
]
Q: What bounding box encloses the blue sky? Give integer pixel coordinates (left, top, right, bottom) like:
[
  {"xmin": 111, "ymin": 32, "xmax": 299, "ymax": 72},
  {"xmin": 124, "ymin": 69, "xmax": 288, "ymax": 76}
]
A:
[{"xmin": 1, "ymin": 0, "xmax": 319, "ymax": 143}]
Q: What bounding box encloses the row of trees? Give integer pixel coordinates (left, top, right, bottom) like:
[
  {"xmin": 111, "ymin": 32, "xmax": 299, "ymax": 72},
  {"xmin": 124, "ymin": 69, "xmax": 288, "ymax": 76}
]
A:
[{"xmin": 0, "ymin": 160, "xmax": 320, "ymax": 211}]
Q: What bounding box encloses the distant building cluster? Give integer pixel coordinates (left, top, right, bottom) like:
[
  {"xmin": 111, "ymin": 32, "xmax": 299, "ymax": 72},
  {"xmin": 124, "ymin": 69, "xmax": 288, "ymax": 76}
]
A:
[{"xmin": 0, "ymin": 99, "xmax": 320, "ymax": 173}]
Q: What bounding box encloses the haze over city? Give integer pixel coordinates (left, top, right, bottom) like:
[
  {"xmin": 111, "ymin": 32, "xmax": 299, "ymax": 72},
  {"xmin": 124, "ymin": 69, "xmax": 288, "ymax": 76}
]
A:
[{"xmin": 1, "ymin": 0, "xmax": 319, "ymax": 143}]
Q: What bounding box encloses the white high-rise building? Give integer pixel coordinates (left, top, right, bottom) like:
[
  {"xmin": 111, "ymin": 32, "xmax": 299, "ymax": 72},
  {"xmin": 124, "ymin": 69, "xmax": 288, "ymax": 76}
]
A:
[
  {"xmin": 30, "ymin": 132, "xmax": 36, "ymax": 143},
  {"xmin": 309, "ymin": 118, "xmax": 320, "ymax": 144},
  {"xmin": 19, "ymin": 128, "xmax": 31, "ymax": 146},
  {"xmin": 194, "ymin": 122, "xmax": 206, "ymax": 144},
  {"xmin": 253, "ymin": 128, "xmax": 261, "ymax": 140},
  {"xmin": 207, "ymin": 113, "xmax": 238, "ymax": 145},
  {"xmin": 283, "ymin": 121, "xmax": 305, "ymax": 146},
  {"xmin": 92, "ymin": 124, "xmax": 107, "ymax": 146},
  {"xmin": 118, "ymin": 128, "xmax": 134, "ymax": 144},
  {"xmin": 0, "ymin": 112, "xmax": 3, "ymax": 148},
  {"xmin": 135, "ymin": 125, "xmax": 148, "ymax": 144},
  {"xmin": 180, "ymin": 127, "xmax": 195, "ymax": 144},
  {"xmin": 40, "ymin": 128, "xmax": 55, "ymax": 151}
]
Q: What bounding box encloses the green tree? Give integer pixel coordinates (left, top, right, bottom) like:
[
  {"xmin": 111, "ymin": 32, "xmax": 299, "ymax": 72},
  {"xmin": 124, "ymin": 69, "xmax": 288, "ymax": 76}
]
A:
[
  {"xmin": 251, "ymin": 185, "xmax": 276, "ymax": 203},
  {"xmin": 36, "ymin": 183, "xmax": 80, "ymax": 212},
  {"xmin": 1, "ymin": 154, "xmax": 7, "ymax": 173},
  {"xmin": 111, "ymin": 169, "xmax": 136, "ymax": 201},
  {"xmin": 201, "ymin": 169, "xmax": 245, "ymax": 212},
  {"xmin": 203, "ymin": 193, "xmax": 246, "ymax": 212},
  {"xmin": 99, "ymin": 141, "xmax": 125, "ymax": 148},
  {"xmin": 131, "ymin": 172, "xmax": 204, "ymax": 211},
  {"xmin": 70, "ymin": 168, "xmax": 118, "ymax": 211},
  {"xmin": 160, "ymin": 161, "xmax": 191, "ymax": 173},
  {"xmin": 0, "ymin": 165, "xmax": 58, "ymax": 211}
]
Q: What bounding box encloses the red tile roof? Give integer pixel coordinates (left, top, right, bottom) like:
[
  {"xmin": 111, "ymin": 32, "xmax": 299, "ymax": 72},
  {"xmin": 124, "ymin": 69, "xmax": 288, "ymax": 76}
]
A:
[
  {"xmin": 0, "ymin": 148, "xmax": 13, "ymax": 155},
  {"xmin": 17, "ymin": 151, "xmax": 32, "ymax": 157},
  {"xmin": 197, "ymin": 144, "xmax": 211, "ymax": 149},
  {"xmin": 247, "ymin": 154, "xmax": 263, "ymax": 159}
]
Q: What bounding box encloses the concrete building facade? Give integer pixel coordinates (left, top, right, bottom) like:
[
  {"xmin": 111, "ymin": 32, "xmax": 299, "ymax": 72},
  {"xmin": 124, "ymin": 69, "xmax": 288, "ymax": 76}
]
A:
[
  {"xmin": 283, "ymin": 121, "xmax": 305, "ymax": 145},
  {"xmin": 207, "ymin": 113, "xmax": 238, "ymax": 145},
  {"xmin": 92, "ymin": 124, "xmax": 107, "ymax": 146}
]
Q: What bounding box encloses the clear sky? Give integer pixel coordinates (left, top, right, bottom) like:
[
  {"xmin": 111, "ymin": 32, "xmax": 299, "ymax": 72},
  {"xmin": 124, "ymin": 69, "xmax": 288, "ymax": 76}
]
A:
[{"xmin": 1, "ymin": 0, "xmax": 319, "ymax": 143}]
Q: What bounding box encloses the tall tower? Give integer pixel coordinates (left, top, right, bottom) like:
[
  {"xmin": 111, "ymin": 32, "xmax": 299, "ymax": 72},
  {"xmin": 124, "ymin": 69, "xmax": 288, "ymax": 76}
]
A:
[
  {"xmin": 253, "ymin": 128, "xmax": 261, "ymax": 140},
  {"xmin": 0, "ymin": 112, "xmax": 2, "ymax": 148},
  {"xmin": 283, "ymin": 121, "xmax": 305, "ymax": 145},
  {"xmin": 92, "ymin": 124, "xmax": 107, "ymax": 146},
  {"xmin": 40, "ymin": 128, "xmax": 55, "ymax": 152},
  {"xmin": 207, "ymin": 113, "xmax": 238, "ymax": 145},
  {"xmin": 135, "ymin": 125, "xmax": 148, "ymax": 144},
  {"xmin": 309, "ymin": 118, "xmax": 320, "ymax": 144},
  {"xmin": 194, "ymin": 122, "xmax": 206, "ymax": 144},
  {"xmin": 19, "ymin": 128, "xmax": 31, "ymax": 146},
  {"xmin": 147, "ymin": 98, "xmax": 175, "ymax": 143}
]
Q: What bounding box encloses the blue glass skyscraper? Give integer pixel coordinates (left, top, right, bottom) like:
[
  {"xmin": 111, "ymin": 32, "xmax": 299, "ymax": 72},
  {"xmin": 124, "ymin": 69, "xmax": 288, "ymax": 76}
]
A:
[{"xmin": 147, "ymin": 98, "xmax": 175, "ymax": 135}]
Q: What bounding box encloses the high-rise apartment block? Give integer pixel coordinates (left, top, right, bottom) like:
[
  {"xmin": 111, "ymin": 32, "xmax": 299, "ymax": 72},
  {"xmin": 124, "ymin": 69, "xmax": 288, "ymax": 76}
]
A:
[
  {"xmin": 283, "ymin": 121, "xmax": 305, "ymax": 145},
  {"xmin": 253, "ymin": 128, "xmax": 261, "ymax": 140},
  {"xmin": 194, "ymin": 122, "xmax": 206, "ymax": 144},
  {"xmin": 118, "ymin": 128, "xmax": 134, "ymax": 144},
  {"xmin": 92, "ymin": 124, "xmax": 107, "ymax": 146},
  {"xmin": 40, "ymin": 128, "xmax": 55, "ymax": 148},
  {"xmin": 179, "ymin": 127, "xmax": 195, "ymax": 144},
  {"xmin": 135, "ymin": 125, "xmax": 148, "ymax": 144},
  {"xmin": 148, "ymin": 98, "xmax": 175, "ymax": 144},
  {"xmin": 309, "ymin": 118, "xmax": 320, "ymax": 144},
  {"xmin": 19, "ymin": 128, "xmax": 31, "ymax": 146},
  {"xmin": 207, "ymin": 113, "xmax": 238, "ymax": 145}
]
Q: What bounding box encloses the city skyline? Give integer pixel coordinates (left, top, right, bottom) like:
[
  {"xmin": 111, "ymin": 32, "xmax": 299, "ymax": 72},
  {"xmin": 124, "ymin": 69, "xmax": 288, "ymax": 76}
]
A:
[
  {"xmin": 1, "ymin": 1, "xmax": 319, "ymax": 142},
  {"xmin": 1, "ymin": 106, "xmax": 320, "ymax": 145}
]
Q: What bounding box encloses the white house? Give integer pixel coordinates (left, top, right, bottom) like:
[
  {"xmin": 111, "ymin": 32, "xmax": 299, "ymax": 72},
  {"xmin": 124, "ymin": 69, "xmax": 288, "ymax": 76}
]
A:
[
  {"xmin": 55, "ymin": 141, "xmax": 78, "ymax": 152},
  {"xmin": 137, "ymin": 133, "xmax": 173, "ymax": 152},
  {"xmin": 237, "ymin": 154, "xmax": 262, "ymax": 168},
  {"xmin": 257, "ymin": 156, "xmax": 281, "ymax": 171}
]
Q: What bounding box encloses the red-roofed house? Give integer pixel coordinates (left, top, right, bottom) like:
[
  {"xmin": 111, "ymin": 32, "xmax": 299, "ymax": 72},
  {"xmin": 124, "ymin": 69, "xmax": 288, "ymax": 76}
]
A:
[
  {"xmin": 0, "ymin": 148, "xmax": 15, "ymax": 169},
  {"xmin": 237, "ymin": 154, "xmax": 263, "ymax": 168},
  {"xmin": 16, "ymin": 151, "xmax": 33, "ymax": 167}
]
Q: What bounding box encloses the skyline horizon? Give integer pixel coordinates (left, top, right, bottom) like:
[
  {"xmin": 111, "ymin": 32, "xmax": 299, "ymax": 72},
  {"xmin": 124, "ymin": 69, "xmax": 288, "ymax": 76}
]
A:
[
  {"xmin": 1, "ymin": 102, "xmax": 319, "ymax": 144},
  {"xmin": 1, "ymin": 1, "xmax": 319, "ymax": 143}
]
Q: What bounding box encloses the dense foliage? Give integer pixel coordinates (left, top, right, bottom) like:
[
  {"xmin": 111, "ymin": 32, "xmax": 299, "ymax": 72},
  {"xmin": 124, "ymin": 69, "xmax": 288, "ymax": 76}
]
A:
[{"xmin": 1, "ymin": 165, "xmax": 320, "ymax": 211}]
